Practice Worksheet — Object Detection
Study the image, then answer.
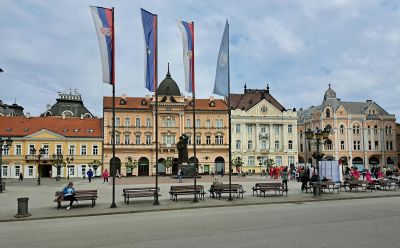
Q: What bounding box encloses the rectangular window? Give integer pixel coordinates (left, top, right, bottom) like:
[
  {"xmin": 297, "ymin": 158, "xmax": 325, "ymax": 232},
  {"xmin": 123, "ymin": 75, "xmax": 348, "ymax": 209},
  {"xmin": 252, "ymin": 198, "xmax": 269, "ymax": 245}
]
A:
[
  {"xmin": 288, "ymin": 156, "xmax": 295, "ymax": 166},
  {"xmin": 236, "ymin": 140, "xmax": 241, "ymax": 150},
  {"xmin": 288, "ymin": 141, "xmax": 293, "ymax": 150},
  {"xmin": 29, "ymin": 144, "xmax": 35, "ymax": 155},
  {"xmin": 206, "ymin": 135, "xmax": 211, "ymax": 145},
  {"xmin": 261, "ymin": 140, "xmax": 267, "ymax": 150},
  {"xmin": 3, "ymin": 148, "xmax": 9, "ymax": 155},
  {"xmin": 28, "ymin": 166, "xmax": 33, "ymax": 176},
  {"xmin": 275, "ymin": 157, "xmax": 282, "ymax": 166},
  {"xmin": 390, "ymin": 141, "xmax": 393, "ymax": 150},
  {"xmin": 308, "ymin": 142, "xmax": 311, "ymax": 152},
  {"xmin": 247, "ymin": 125, "xmax": 252, "ymax": 134},
  {"xmin": 206, "ymin": 119, "xmax": 211, "ymax": 129},
  {"xmin": 248, "ymin": 156, "xmax": 255, "ymax": 166},
  {"xmin": 125, "ymin": 118, "xmax": 130, "ymax": 127},
  {"xmin": 195, "ymin": 136, "xmax": 201, "ymax": 145},
  {"xmin": 115, "ymin": 135, "xmax": 120, "ymax": 145},
  {"xmin": 42, "ymin": 144, "xmax": 49, "ymax": 155},
  {"xmin": 260, "ymin": 125, "xmax": 266, "ymax": 133},
  {"xmin": 187, "ymin": 136, "xmax": 192, "ymax": 145},
  {"xmin": 56, "ymin": 145, "xmax": 62, "ymax": 155},
  {"xmin": 135, "ymin": 135, "xmax": 141, "ymax": 145},
  {"xmin": 196, "ymin": 119, "xmax": 200, "ymax": 128},
  {"xmin": 236, "ymin": 123, "xmax": 241, "ymax": 133},
  {"xmin": 341, "ymin": 141, "xmax": 345, "ymax": 150},
  {"xmin": 274, "ymin": 125, "xmax": 280, "ymax": 135},
  {"xmin": 92, "ymin": 145, "xmax": 98, "ymax": 155},
  {"xmin": 81, "ymin": 145, "xmax": 87, "ymax": 155},
  {"xmin": 186, "ymin": 118, "xmax": 191, "ymax": 128},
  {"xmin": 146, "ymin": 118, "xmax": 151, "ymax": 127},
  {"xmin": 115, "ymin": 117, "xmax": 120, "ymax": 127},
  {"xmin": 15, "ymin": 166, "xmax": 20, "ymax": 177},
  {"xmin": 375, "ymin": 141, "xmax": 379, "ymax": 150},
  {"xmin": 146, "ymin": 135, "xmax": 151, "ymax": 145},
  {"xmin": 15, "ymin": 144, "xmax": 22, "ymax": 155},
  {"xmin": 69, "ymin": 167, "xmax": 75, "ymax": 176},
  {"xmin": 288, "ymin": 125, "xmax": 293, "ymax": 134},
  {"xmin": 124, "ymin": 134, "xmax": 130, "ymax": 145},
  {"xmin": 2, "ymin": 166, "xmax": 7, "ymax": 177},
  {"xmin": 215, "ymin": 135, "xmax": 223, "ymax": 145},
  {"xmin": 216, "ymin": 119, "xmax": 223, "ymax": 128},
  {"xmin": 275, "ymin": 141, "xmax": 280, "ymax": 150},
  {"xmin": 135, "ymin": 118, "xmax": 141, "ymax": 127},
  {"xmin": 368, "ymin": 141, "xmax": 372, "ymax": 150},
  {"xmin": 300, "ymin": 143, "xmax": 303, "ymax": 152},
  {"xmin": 69, "ymin": 145, "xmax": 75, "ymax": 156}
]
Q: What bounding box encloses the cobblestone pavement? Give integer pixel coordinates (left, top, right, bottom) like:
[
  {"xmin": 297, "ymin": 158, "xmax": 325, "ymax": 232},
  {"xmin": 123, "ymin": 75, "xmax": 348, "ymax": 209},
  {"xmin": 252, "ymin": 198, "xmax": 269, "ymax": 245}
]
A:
[{"xmin": 1, "ymin": 175, "xmax": 399, "ymax": 222}]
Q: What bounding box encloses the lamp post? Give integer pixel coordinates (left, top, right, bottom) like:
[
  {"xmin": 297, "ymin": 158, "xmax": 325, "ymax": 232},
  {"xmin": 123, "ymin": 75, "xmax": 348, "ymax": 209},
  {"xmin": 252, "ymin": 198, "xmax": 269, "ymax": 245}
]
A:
[
  {"xmin": 305, "ymin": 126, "xmax": 331, "ymax": 196},
  {"xmin": 257, "ymin": 156, "xmax": 262, "ymax": 176},
  {"xmin": 65, "ymin": 156, "xmax": 74, "ymax": 180},
  {"xmin": 31, "ymin": 147, "xmax": 45, "ymax": 185},
  {"xmin": 0, "ymin": 137, "xmax": 13, "ymax": 193}
]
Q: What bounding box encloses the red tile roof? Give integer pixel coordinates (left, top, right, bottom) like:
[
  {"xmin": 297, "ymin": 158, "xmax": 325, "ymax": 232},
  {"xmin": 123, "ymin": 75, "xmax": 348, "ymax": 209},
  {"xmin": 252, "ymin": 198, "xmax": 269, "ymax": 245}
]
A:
[{"xmin": 0, "ymin": 116, "xmax": 103, "ymax": 138}]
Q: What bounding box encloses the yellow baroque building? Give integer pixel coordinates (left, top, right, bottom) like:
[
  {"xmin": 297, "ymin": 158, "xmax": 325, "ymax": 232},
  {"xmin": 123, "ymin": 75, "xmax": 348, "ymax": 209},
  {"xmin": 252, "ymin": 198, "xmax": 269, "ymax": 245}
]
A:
[
  {"xmin": 103, "ymin": 69, "xmax": 229, "ymax": 176},
  {"xmin": 0, "ymin": 116, "xmax": 103, "ymax": 179},
  {"xmin": 298, "ymin": 85, "xmax": 397, "ymax": 171}
]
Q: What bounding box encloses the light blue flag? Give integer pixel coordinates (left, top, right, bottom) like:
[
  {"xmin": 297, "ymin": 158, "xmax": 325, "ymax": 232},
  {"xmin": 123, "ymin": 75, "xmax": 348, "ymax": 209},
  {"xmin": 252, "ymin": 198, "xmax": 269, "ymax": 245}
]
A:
[{"xmin": 213, "ymin": 21, "xmax": 229, "ymax": 97}]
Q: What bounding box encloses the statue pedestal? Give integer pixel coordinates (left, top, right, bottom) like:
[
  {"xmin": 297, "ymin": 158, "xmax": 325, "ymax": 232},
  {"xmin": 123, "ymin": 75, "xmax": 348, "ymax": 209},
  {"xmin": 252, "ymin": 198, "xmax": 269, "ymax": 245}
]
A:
[{"xmin": 179, "ymin": 163, "xmax": 199, "ymax": 178}]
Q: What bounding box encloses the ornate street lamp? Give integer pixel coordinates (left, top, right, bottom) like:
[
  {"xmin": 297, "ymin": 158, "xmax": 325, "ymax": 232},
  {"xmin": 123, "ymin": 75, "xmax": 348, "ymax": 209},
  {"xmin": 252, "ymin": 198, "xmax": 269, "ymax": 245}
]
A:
[
  {"xmin": 305, "ymin": 126, "xmax": 331, "ymax": 196},
  {"xmin": 257, "ymin": 156, "xmax": 263, "ymax": 176},
  {"xmin": 31, "ymin": 147, "xmax": 45, "ymax": 185},
  {"xmin": 0, "ymin": 137, "xmax": 13, "ymax": 193}
]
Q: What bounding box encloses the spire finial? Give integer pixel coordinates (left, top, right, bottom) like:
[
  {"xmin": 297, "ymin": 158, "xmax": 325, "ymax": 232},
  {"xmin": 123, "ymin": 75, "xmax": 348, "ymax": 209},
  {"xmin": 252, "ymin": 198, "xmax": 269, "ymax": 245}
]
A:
[
  {"xmin": 244, "ymin": 83, "xmax": 247, "ymax": 93},
  {"xmin": 328, "ymin": 83, "xmax": 331, "ymax": 89},
  {"xmin": 267, "ymin": 83, "xmax": 270, "ymax": 93},
  {"xmin": 167, "ymin": 62, "xmax": 171, "ymax": 77}
]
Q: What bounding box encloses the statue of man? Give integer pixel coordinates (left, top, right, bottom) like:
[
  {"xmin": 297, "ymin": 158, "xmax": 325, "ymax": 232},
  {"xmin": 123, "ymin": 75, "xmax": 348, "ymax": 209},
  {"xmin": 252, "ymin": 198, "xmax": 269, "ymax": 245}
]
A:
[{"xmin": 177, "ymin": 134, "xmax": 189, "ymax": 164}]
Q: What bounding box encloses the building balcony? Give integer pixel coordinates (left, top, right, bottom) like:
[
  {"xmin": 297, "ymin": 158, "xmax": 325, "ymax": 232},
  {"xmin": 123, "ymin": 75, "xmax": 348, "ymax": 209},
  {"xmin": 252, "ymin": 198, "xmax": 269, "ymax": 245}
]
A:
[{"xmin": 259, "ymin": 133, "xmax": 268, "ymax": 139}]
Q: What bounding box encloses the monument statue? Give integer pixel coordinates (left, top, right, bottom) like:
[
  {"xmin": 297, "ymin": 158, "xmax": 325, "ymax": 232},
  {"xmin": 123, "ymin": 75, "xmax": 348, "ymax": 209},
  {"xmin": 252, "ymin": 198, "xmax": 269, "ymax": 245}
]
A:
[{"xmin": 177, "ymin": 134, "xmax": 189, "ymax": 164}]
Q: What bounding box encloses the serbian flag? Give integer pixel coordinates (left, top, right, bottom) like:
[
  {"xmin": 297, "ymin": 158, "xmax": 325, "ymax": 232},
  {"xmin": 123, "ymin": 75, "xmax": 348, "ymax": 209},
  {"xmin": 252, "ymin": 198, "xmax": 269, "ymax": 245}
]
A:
[
  {"xmin": 177, "ymin": 21, "xmax": 194, "ymax": 93},
  {"xmin": 90, "ymin": 6, "xmax": 115, "ymax": 85},
  {"xmin": 141, "ymin": 9, "xmax": 157, "ymax": 92}
]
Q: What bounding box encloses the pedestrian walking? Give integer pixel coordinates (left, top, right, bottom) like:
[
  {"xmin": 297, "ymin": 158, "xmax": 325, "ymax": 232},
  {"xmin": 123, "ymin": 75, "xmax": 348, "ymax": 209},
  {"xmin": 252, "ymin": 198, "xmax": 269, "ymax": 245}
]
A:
[
  {"xmin": 102, "ymin": 169, "xmax": 109, "ymax": 183},
  {"xmin": 178, "ymin": 169, "xmax": 182, "ymax": 183},
  {"xmin": 19, "ymin": 172, "xmax": 23, "ymax": 181},
  {"xmin": 87, "ymin": 168, "xmax": 93, "ymax": 183},
  {"xmin": 281, "ymin": 167, "xmax": 289, "ymax": 191},
  {"xmin": 62, "ymin": 182, "xmax": 79, "ymax": 210}
]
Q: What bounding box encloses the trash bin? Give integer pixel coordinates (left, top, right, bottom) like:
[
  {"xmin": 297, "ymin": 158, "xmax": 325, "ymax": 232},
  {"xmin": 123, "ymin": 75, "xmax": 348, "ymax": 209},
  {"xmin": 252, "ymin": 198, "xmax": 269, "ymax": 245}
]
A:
[
  {"xmin": 14, "ymin": 197, "xmax": 31, "ymax": 218},
  {"xmin": 313, "ymin": 183, "xmax": 321, "ymax": 197}
]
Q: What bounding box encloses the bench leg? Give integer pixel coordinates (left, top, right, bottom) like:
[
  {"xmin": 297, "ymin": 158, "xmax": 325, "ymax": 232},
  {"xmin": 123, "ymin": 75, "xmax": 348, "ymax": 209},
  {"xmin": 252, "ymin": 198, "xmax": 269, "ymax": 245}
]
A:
[{"xmin": 57, "ymin": 201, "xmax": 61, "ymax": 209}]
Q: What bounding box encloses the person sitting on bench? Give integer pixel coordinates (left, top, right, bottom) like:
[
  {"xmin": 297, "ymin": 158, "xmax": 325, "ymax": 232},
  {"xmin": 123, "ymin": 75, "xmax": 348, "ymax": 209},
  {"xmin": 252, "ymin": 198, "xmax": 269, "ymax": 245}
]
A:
[{"xmin": 62, "ymin": 182, "xmax": 79, "ymax": 210}]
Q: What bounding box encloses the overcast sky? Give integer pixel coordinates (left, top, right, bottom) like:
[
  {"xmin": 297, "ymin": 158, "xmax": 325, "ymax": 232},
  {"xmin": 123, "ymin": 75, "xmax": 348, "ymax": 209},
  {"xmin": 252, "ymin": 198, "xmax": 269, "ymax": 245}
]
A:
[{"xmin": 0, "ymin": 0, "xmax": 399, "ymax": 119}]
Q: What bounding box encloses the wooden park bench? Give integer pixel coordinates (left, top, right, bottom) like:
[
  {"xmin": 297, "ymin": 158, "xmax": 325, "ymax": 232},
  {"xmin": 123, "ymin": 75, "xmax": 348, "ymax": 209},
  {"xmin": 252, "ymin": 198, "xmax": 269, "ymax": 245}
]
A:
[
  {"xmin": 319, "ymin": 181, "xmax": 340, "ymax": 194},
  {"xmin": 252, "ymin": 182, "xmax": 287, "ymax": 197},
  {"xmin": 54, "ymin": 190, "xmax": 98, "ymax": 209},
  {"xmin": 209, "ymin": 184, "xmax": 246, "ymax": 199},
  {"xmin": 169, "ymin": 185, "xmax": 205, "ymax": 202},
  {"xmin": 122, "ymin": 187, "xmax": 161, "ymax": 204},
  {"xmin": 378, "ymin": 179, "xmax": 397, "ymax": 191},
  {"xmin": 341, "ymin": 180, "xmax": 368, "ymax": 192}
]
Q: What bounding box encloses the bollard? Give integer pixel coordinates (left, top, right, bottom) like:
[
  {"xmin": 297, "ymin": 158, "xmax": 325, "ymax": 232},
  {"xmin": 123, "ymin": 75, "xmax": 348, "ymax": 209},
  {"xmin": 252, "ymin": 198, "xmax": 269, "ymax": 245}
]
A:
[
  {"xmin": 14, "ymin": 197, "xmax": 31, "ymax": 218},
  {"xmin": 313, "ymin": 183, "xmax": 321, "ymax": 197}
]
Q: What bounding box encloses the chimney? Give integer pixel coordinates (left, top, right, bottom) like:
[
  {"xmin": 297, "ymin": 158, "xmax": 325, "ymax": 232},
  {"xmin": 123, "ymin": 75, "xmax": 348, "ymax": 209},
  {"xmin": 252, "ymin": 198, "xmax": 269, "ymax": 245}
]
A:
[
  {"xmin": 25, "ymin": 112, "xmax": 30, "ymax": 118},
  {"xmin": 122, "ymin": 93, "xmax": 127, "ymax": 99},
  {"xmin": 62, "ymin": 113, "xmax": 66, "ymax": 119},
  {"xmin": 81, "ymin": 114, "xmax": 84, "ymax": 120},
  {"xmin": 209, "ymin": 96, "xmax": 214, "ymax": 101}
]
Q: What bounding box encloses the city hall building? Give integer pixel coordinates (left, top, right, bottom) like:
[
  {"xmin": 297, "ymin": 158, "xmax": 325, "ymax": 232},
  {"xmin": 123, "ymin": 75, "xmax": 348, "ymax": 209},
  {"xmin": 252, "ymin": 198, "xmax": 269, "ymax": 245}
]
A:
[
  {"xmin": 298, "ymin": 85, "xmax": 397, "ymax": 171},
  {"xmin": 231, "ymin": 84, "xmax": 298, "ymax": 174},
  {"xmin": 103, "ymin": 69, "xmax": 229, "ymax": 176}
]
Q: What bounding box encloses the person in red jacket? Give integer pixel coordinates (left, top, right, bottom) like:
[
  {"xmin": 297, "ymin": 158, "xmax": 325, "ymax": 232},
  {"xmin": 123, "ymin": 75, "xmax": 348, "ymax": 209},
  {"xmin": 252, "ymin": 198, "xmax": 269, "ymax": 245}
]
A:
[{"xmin": 102, "ymin": 169, "xmax": 109, "ymax": 183}]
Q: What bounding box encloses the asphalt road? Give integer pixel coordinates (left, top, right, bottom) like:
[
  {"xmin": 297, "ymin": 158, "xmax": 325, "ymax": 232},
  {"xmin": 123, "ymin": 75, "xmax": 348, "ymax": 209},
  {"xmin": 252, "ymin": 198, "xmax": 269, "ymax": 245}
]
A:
[{"xmin": 1, "ymin": 197, "xmax": 399, "ymax": 248}]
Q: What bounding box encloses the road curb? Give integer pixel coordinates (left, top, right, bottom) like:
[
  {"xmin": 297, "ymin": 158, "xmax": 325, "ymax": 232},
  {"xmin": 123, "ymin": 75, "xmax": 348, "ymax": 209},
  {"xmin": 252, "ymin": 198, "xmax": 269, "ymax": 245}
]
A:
[{"xmin": 1, "ymin": 193, "xmax": 399, "ymax": 223}]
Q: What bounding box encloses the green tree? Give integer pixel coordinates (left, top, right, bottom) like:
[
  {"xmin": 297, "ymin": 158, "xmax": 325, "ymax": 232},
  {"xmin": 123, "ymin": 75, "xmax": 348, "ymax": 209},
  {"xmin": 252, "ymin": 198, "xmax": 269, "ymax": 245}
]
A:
[
  {"xmin": 52, "ymin": 155, "xmax": 65, "ymax": 181},
  {"xmin": 232, "ymin": 157, "xmax": 244, "ymax": 173},
  {"xmin": 163, "ymin": 157, "xmax": 173, "ymax": 175},
  {"xmin": 88, "ymin": 159, "xmax": 102, "ymax": 177},
  {"xmin": 264, "ymin": 158, "xmax": 275, "ymax": 168},
  {"xmin": 125, "ymin": 156, "xmax": 137, "ymax": 176}
]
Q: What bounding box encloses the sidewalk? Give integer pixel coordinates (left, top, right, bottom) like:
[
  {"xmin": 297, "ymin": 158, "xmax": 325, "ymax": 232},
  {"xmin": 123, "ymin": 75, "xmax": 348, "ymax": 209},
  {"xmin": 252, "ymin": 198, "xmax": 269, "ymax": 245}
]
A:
[{"xmin": 1, "ymin": 176, "xmax": 399, "ymax": 222}]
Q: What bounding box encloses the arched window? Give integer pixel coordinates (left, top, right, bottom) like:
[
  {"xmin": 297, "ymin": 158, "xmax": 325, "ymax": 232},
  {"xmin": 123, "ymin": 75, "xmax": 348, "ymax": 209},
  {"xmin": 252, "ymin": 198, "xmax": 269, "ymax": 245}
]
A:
[
  {"xmin": 247, "ymin": 140, "xmax": 253, "ymax": 150},
  {"xmin": 374, "ymin": 125, "xmax": 378, "ymax": 134},
  {"xmin": 325, "ymin": 139, "xmax": 333, "ymax": 150},
  {"xmin": 353, "ymin": 124, "xmax": 360, "ymax": 134},
  {"xmin": 288, "ymin": 140, "xmax": 293, "ymax": 150},
  {"xmin": 340, "ymin": 125, "xmax": 344, "ymax": 134},
  {"xmin": 326, "ymin": 109, "xmax": 330, "ymax": 118},
  {"xmin": 275, "ymin": 140, "xmax": 280, "ymax": 150}
]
